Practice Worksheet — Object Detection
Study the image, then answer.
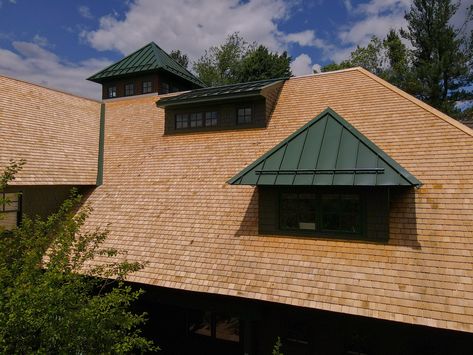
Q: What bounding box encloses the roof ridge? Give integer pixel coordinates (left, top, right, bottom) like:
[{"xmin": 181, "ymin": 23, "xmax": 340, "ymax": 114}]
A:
[
  {"xmin": 355, "ymin": 67, "xmax": 473, "ymax": 138},
  {"xmin": 0, "ymin": 74, "xmax": 101, "ymax": 103},
  {"xmin": 187, "ymin": 77, "xmax": 287, "ymax": 93}
]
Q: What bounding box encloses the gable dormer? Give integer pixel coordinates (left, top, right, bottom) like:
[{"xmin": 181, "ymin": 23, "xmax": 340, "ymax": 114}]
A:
[
  {"xmin": 156, "ymin": 78, "xmax": 285, "ymax": 134},
  {"xmin": 87, "ymin": 42, "xmax": 205, "ymax": 99}
]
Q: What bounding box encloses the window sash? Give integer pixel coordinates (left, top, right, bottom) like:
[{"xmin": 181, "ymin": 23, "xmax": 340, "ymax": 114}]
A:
[
  {"xmin": 108, "ymin": 86, "xmax": 117, "ymax": 98},
  {"xmin": 237, "ymin": 106, "xmax": 252, "ymax": 124},
  {"xmin": 142, "ymin": 81, "xmax": 152, "ymax": 94},
  {"xmin": 279, "ymin": 190, "xmax": 362, "ymax": 236},
  {"xmin": 125, "ymin": 83, "xmax": 134, "ymax": 96}
]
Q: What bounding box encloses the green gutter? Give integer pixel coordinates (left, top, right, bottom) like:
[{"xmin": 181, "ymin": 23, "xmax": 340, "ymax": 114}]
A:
[{"xmin": 96, "ymin": 103, "xmax": 105, "ymax": 186}]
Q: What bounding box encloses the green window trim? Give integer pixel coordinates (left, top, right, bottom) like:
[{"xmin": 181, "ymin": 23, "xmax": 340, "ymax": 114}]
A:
[{"xmin": 278, "ymin": 188, "xmax": 365, "ymax": 238}]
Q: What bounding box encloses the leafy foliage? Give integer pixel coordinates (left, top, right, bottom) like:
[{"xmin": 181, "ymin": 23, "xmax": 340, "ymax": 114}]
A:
[
  {"xmin": 272, "ymin": 336, "xmax": 284, "ymax": 355},
  {"xmin": 0, "ymin": 162, "xmax": 157, "ymax": 354},
  {"xmin": 170, "ymin": 49, "xmax": 189, "ymax": 69},
  {"xmin": 322, "ymin": 0, "xmax": 473, "ymax": 119},
  {"xmin": 193, "ymin": 32, "xmax": 292, "ymax": 86},
  {"xmin": 237, "ymin": 45, "xmax": 291, "ymax": 82}
]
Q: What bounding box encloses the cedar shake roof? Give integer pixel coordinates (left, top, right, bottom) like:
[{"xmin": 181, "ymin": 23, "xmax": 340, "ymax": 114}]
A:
[
  {"xmin": 87, "ymin": 42, "xmax": 205, "ymax": 88},
  {"xmin": 81, "ymin": 67, "xmax": 473, "ymax": 333},
  {"xmin": 228, "ymin": 107, "xmax": 421, "ymax": 186},
  {"xmin": 0, "ymin": 75, "xmax": 101, "ymax": 185}
]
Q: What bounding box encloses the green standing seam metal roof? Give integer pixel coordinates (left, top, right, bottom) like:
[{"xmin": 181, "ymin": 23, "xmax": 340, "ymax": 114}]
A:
[
  {"xmin": 228, "ymin": 108, "xmax": 422, "ymax": 186},
  {"xmin": 156, "ymin": 77, "xmax": 286, "ymax": 107},
  {"xmin": 87, "ymin": 42, "xmax": 205, "ymax": 88}
]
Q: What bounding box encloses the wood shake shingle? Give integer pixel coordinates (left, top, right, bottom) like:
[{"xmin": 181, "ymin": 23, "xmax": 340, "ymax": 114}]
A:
[
  {"xmin": 79, "ymin": 68, "xmax": 473, "ymax": 333},
  {"xmin": 0, "ymin": 75, "xmax": 101, "ymax": 185}
]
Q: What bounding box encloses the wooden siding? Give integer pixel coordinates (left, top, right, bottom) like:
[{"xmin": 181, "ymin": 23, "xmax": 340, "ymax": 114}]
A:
[{"xmin": 164, "ymin": 98, "xmax": 266, "ymax": 134}]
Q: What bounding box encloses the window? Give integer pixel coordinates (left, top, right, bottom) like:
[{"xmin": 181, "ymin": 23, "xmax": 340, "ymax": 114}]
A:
[
  {"xmin": 171, "ymin": 86, "xmax": 179, "ymax": 93},
  {"xmin": 280, "ymin": 190, "xmax": 362, "ymax": 235},
  {"xmin": 205, "ymin": 111, "xmax": 218, "ymax": 127},
  {"xmin": 175, "ymin": 113, "xmax": 189, "ymax": 129},
  {"xmin": 161, "ymin": 82, "xmax": 169, "ymax": 94},
  {"xmin": 237, "ymin": 106, "xmax": 252, "ymax": 124},
  {"xmin": 0, "ymin": 192, "xmax": 21, "ymax": 230},
  {"xmin": 188, "ymin": 310, "xmax": 240, "ymax": 343},
  {"xmin": 190, "ymin": 113, "xmax": 203, "ymax": 128},
  {"xmin": 142, "ymin": 81, "xmax": 152, "ymax": 94},
  {"xmin": 107, "ymin": 86, "xmax": 117, "ymax": 98},
  {"xmin": 125, "ymin": 83, "xmax": 134, "ymax": 96}
]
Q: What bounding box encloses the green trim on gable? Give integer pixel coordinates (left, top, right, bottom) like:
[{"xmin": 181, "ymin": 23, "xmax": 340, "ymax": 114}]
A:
[
  {"xmin": 87, "ymin": 42, "xmax": 205, "ymax": 88},
  {"xmin": 228, "ymin": 108, "xmax": 421, "ymax": 187},
  {"xmin": 96, "ymin": 103, "xmax": 105, "ymax": 186}
]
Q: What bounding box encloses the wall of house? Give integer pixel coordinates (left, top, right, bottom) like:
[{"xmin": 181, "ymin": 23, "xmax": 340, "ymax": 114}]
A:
[
  {"xmin": 101, "ymin": 71, "xmax": 196, "ymax": 99},
  {"xmin": 164, "ymin": 97, "xmax": 267, "ymax": 134},
  {"xmin": 134, "ymin": 284, "xmax": 473, "ymax": 355},
  {"xmin": 5, "ymin": 185, "xmax": 95, "ymax": 220},
  {"xmin": 258, "ymin": 186, "xmax": 390, "ymax": 241}
]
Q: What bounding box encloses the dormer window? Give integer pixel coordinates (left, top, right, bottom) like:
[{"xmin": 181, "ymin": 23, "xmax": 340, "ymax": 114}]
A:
[
  {"xmin": 142, "ymin": 81, "xmax": 152, "ymax": 94},
  {"xmin": 108, "ymin": 86, "xmax": 117, "ymax": 98},
  {"xmin": 125, "ymin": 83, "xmax": 134, "ymax": 96},
  {"xmin": 175, "ymin": 114, "xmax": 189, "ymax": 129},
  {"xmin": 205, "ymin": 112, "xmax": 218, "ymax": 127},
  {"xmin": 237, "ymin": 106, "xmax": 252, "ymax": 124},
  {"xmin": 161, "ymin": 82, "xmax": 169, "ymax": 94},
  {"xmin": 190, "ymin": 113, "xmax": 203, "ymax": 128},
  {"xmin": 228, "ymin": 108, "xmax": 422, "ymax": 242}
]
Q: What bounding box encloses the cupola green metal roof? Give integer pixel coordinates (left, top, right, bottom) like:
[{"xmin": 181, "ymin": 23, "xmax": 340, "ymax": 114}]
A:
[
  {"xmin": 87, "ymin": 42, "xmax": 205, "ymax": 87},
  {"xmin": 228, "ymin": 108, "xmax": 421, "ymax": 186},
  {"xmin": 156, "ymin": 77, "xmax": 286, "ymax": 107}
]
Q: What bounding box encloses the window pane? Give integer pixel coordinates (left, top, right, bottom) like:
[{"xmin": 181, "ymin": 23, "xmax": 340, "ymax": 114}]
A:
[
  {"xmin": 161, "ymin": 82, "xmax": 169, "ymax": 94},
  {"xmin": 125, "ymin": 83, "xmax": 134, "ymax": 96},
  {"xmin": 280, "ymin": 192, "xmax": 317, "ymax": 231},
  {"xmin": 190, "ymin": 113, "xmax": 203, "ymax": 128},
  {"xmin": 188, "ymin": 310, "xmax": 211, "ymax": 337},
  {"xmin": 3, "ymin": 193, "xmax": 18, "ymax": 212},
  {"xmin": 0, "ymin": 211, "xmax": 17, "ymax": 230},
  {"xmin": 237, "ymin": 107, "xmax": 252, "ymax": 124},
  {"xmin": 215, "ymin": 314, "xmax": 239, "ymax": 342},
  {"xmin": 142, "ymin": 81, "xmax": 152, "ymax": 94},
  {"xmin": 321, "ymin": 194, "xmax": 360, "ymax": 233},
  {"xmin": 205, "ymin": 112, "xmax": 218, "ymax": 127},
  {"xmin": 108, "ymin": 86, "xmax": 117, "ymax": 98}
]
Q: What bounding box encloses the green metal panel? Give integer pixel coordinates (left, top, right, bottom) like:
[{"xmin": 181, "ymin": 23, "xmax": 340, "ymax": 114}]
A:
[
  {"xmin": 293, "ymin": 117, "xmax": 327, "ymax": 185},
  {"xmin": 275, "ymin": 130, "xmax": 307, "ymax": 185},
  {"xmin": 257, "ymin": 147, "xmax": 287, "ymax": 185},
  {"xmin": 228, "ymin": 107, "xmax": 421, "ymax": 187},
  {"xmin": 87, "ymin": 42, "xmax": 205, "ymax": 88},
  {"xmin": 314, "ymin": 118, "xmax": 343, "ymax": 185},
  {"xmin": 333, "ymin": 129, "xmax": 359, "ymax": 185},
  {"xmin": 156, "ymin": 78, "xmax": 286, "ymax": 107}
]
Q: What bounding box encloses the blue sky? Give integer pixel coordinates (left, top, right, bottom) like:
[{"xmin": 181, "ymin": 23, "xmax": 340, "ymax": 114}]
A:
[{"xmin": 0, "ymin": 0, "xmax": 470, "ymax": 99}]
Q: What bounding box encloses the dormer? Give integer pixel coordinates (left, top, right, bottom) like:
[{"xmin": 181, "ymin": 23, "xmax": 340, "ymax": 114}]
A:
[
  {"xmin": 87, "ymin": 42, "xmax": 205, "ymax": 99},
  {"xmin": 156, "ymin": 78, "xmax": 285, "ymax": 134}
]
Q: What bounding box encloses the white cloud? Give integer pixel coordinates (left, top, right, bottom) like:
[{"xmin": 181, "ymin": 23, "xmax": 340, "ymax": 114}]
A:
[
  {"xmin": 83, "ymin": 0, "xmax": 298, "ymax": 62},
  {"xmin": 312, "ymin": 63, "xmax": 321, "ymax": 73},
  {"xmin": 343, "ymin": 0, "xmax": 352, "ymax": 12},
  {"xmin": 291, "ymin": 53, "xmax": 317, "ymax": 76},
  {"xmin": 32, "ymin": 34, "xmax": 50, "ymax": 48},
  {"xmin": 78, "ymin": 5, "xmax": 94, "ymax": 20},
  {"xmin": 0, "ymin": 42, "xmax": 110, "ymax": 99},
  {"xmin": 339, "ymin": 0, "xmax": 409, "ymax": 46}
]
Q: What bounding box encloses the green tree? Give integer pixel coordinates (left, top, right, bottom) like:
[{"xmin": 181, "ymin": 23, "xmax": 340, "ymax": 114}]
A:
[
  {"xmin": 401, "ymin": 0, "xmax": 472, "ymax": 115},
  {"xmin": 237, "ymin": 45, "xmax": 291, "ymax": 82},
  {"xmin": 170, "ymin": 49, "xmax": 189, "ymax": 69},
  {"xmin": 193, "ymin": 32, "xmax": 250, "ymax": 86},
  {"xmin": 0, "ymin": 162, "xmax": 157, "ymax": 354},
  {"xmin": 321, "ymin": 36, "xmax": 385, "ymax": 75},
  {"xmin": 193, "ymin": 32, "xmax": 292, "ymax": 86}
]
